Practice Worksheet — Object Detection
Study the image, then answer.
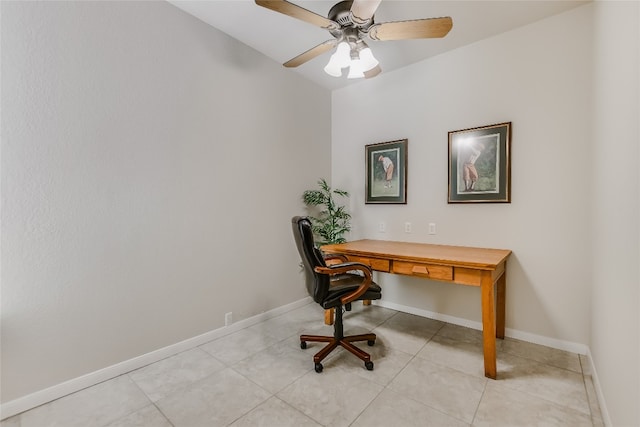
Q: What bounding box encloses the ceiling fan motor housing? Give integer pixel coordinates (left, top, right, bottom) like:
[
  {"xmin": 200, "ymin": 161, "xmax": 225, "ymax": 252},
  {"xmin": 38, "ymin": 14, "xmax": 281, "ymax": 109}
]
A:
[{"xmin": 328, "ymin": 1, "xmax": 374, "ymax": 41}]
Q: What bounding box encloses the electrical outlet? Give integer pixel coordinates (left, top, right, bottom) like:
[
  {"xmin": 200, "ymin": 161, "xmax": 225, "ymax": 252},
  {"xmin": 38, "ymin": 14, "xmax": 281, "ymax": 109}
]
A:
[
  {"xmin": 225, "ymin": 312, "xmax": 233, "ymax": 326},
  {"xmin": 378, "ymin": 222, "xmax": 386, "ymax": 232},
  {"xmin": 405, "ymin": 222, "xmax": 412, "ymax": 233},
  {"xmin": 428, "ymin": 223, "xmax": 436, "ymax": 235}
]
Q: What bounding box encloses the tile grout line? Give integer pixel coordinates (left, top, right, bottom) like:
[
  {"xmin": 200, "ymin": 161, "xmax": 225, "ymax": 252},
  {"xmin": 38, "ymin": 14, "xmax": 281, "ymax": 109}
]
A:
[
  {"xmin": 151, "ymin": 402, "xmax": 176, "ymax": 427},
  {"xmin": 470, "ymin": 378, "xmax": 489, "ymax": 426},
  {"xmin": 385, "ymin": 349, "xmax": 475, "ymax": 426},
  {"xmin": 346, "ymin": 381, "xmax": 386, "ymax": 427},
  {"xmin": 277, "ymin": 396, "xmax": 326, "ymax": 427},
  {"xmin": 376, "ymin": 323, "xmax": 477, "ymax": 426},
  {"xmin": 489, "ymin": 376, "xmax": 593, "ymax": 420},
  {"xmin": 220, "ymin": 322, "xmax": 318, "ymax": 426},
  {"xmin": 116, "ymin": 373, "xmax": 172, "ymax": 427},
  {"xmin": 5, "ymin": 305, "xmax": 597, "ymax": 426}
]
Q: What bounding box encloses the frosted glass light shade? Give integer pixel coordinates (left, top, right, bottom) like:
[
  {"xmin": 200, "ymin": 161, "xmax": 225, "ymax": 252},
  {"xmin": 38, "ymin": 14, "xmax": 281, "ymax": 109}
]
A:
[
  {"xmin": 324, "ymin": 42, "xmax": 351, "ymax": 77},
  {"xmin": 347, "ymin": 59, "xmax": 365, "ymax": 79},
  {"xmin": 333, "ymin": 42, "xmax": 351, "ymax": 67},
  {"xmin": 359, "ymin": 48, "xmax": 379, "ymax": 72},
  {"xmin": 324, "ymin": 56, "xmax": 342, "ymax": 77}
]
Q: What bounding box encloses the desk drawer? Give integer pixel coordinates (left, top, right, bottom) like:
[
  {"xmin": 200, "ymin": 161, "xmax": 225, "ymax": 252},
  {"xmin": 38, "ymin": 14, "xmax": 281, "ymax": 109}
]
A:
[
  {"xmin": 392, "ymin": 261, "xmax": 453, "ymax": 281},
  {"xmin": 347, "ymin": 255, "xmax": 390, "ymax": 272}
]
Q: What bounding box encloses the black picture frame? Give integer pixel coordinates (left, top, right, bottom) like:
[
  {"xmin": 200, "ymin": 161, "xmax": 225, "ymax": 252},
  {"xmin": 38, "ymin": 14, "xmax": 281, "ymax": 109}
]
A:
[
  {"xmin": 448, "ymin": 122, "xmax": 511, "ymax": 203},
  {"xmin": 365, "ymin": 139, "xmax": 407, "ymax": 204}
]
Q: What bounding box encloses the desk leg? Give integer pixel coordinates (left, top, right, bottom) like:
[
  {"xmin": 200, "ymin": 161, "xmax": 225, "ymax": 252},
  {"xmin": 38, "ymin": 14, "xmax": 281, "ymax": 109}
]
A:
[
  {"xmin": 481, "ymin": 272, "xmax": 497, "ymax": 379},
  {"xmin": 496, "ymin": 266, "xmax": 506, "ymax": 340},
  {"xmin": 324, "ymin": 309, "xmax": 335, "ymax": 325}
]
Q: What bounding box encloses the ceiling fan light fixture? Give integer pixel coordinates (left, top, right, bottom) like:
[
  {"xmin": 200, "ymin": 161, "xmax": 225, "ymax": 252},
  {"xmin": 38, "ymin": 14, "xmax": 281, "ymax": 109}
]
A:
[
  {"xmin": 359, "ymin": 47, "xmax": 379, "ymax": 72},
  {"xmin": 347, "ymin": 59, "xmax": 365, "ymax": 79},
  {"xmin": 323, "ymin": 60, "xmax": 343, "ymax": 77},
  {"xmin": 334, "ymin": 41, "xmax": 351, "ymax": 68},
  {"xmin": 324, "ymin": 41, "xmax": 351, "ymax": 77},
  {"xmin": 346, "ymin": 47, "xmax": 364, "ymax": 79}
]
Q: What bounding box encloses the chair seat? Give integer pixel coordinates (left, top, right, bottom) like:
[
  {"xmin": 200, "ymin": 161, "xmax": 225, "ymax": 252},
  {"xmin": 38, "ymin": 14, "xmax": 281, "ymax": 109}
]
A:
[{"xmin": 323, "ymin": 273, "xmax": 382, "ymax": 309}]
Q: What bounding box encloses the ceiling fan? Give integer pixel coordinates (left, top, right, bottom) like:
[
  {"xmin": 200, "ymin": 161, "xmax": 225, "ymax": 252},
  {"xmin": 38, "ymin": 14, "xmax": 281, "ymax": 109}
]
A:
[{"xmin": 255, "ymin": 0, "xmax": 453, "ymax": 79}]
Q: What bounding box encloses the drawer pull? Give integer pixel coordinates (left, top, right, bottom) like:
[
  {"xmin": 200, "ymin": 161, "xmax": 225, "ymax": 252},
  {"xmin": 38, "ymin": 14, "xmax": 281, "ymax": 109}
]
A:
[
  {"xmin": 392, "ymin": 261, "xmax": 453, "ymax": 280},
  {"xmin": 412, "ymin": 265, "xmax": 430, "ymax": 275}
]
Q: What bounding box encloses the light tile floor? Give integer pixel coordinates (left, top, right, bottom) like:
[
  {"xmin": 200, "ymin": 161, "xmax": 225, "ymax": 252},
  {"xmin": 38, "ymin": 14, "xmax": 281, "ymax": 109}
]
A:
[{"xmin": 2, "ymin": 303, "xmax": 604, "ymax": 427}]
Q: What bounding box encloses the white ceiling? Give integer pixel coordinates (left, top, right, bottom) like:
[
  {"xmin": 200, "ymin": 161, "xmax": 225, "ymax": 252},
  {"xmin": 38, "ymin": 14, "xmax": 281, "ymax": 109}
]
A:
[{"xmin": 169, "ymin": 0, "xmax": 587, "ymax": 91}]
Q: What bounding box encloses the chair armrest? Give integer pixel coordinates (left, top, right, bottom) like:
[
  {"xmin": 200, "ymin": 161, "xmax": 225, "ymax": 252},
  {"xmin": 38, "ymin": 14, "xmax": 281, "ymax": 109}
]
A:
[
  {"xmin": 322, "ymin": 253, "xmax": 349, "ymax": 263},
  {"xmin": 314, "ymin": 262, "xmax": 373, "ymax": 305}
]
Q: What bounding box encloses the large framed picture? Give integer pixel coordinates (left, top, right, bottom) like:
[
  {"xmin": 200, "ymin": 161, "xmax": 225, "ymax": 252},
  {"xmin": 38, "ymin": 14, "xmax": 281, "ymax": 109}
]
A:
[
  {"xmin": 448, "ymin": 122, "xmax": 511, "ymax": 203},
  {"xmin": 365, "ymin": 139, "xmax": 407, "ymax": 204}
]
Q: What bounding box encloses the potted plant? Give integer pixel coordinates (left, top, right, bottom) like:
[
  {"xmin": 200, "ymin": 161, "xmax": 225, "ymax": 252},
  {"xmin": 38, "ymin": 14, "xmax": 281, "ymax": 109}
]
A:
[{"xmin": 302, "ymin": 178, "xmax": 351, "ymax": 246}]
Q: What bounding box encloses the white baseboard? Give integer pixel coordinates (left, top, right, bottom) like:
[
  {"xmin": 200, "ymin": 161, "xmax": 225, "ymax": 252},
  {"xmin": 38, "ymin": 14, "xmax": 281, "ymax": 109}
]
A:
[
  {"xmin": 374, "ymin": 300, "xmax": 612, "ymax": 422},
  {"xmin": 374, "ymin": 299, "xmax": 589, "ymax": 354},
  {"xmin": 0, "ymin": 297, "xmax": 312, "ymax": 420},
  {"xmin": 2, "ymin": 297, "xmax": 610, "ymax": 423},
  {"xmin": 586, "ymin": 348, "xmax": 612, "ymax": 426}
]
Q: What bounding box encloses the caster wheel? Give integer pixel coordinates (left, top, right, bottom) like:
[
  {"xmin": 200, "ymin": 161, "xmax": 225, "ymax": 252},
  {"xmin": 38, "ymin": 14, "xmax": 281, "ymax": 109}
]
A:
[
  {"xmin": 365, "ymin": 361, "xmax": 374, "ymax": 371},
  {"xmin": 300, "ymin": 341, "xmax": 307, "ymax": 349},
  {"xmin": 314, "ymin": 363, "xmax": 323, "ymax": 373},
  {"xmin": 367, "ymin": 340, "xmax": 375, "ymax": 346}
]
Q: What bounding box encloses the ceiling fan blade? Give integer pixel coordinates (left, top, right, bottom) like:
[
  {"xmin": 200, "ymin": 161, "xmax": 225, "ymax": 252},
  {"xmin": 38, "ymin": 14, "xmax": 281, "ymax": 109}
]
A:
[
  {"xmin": 368, "ymin": 17, "xmax": 453, "ymax": 41},
  {"xmin": 350, "ymin": 0, "xmax": 382, "ymax": 25},
  {"xmin": 255, "ymin": 0, "xmax": 339, "ymax": 30},
  {"xmin": 364, "ymin": 64, "xmax": 382, "ymax": 79},
  {"xmin": 284, "ymin": 40, "xmax": 337, "ymax": 68}
]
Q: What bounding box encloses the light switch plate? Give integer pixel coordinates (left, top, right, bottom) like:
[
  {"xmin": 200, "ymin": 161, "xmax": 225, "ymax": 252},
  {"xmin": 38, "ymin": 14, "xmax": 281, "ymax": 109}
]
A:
[{"xmin": 428, "ymin": 223, "xmax": 436, "ymax": 235}]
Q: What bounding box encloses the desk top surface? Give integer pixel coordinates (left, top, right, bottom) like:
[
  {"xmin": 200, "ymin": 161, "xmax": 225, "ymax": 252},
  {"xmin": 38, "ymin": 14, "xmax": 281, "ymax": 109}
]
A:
[{"xmin": 322, "ymin": 239, "xmax": 511, "ymax": 269}]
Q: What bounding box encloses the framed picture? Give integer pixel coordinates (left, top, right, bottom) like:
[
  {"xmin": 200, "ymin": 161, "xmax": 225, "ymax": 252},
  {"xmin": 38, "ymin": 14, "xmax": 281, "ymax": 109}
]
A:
[
  {"xmin": 448, "ymin": 122, "xmax": 511, "ymax": 203},
  {"xmin": 365, "ymin": 139, "xmax": 407, "ymax": 204}
]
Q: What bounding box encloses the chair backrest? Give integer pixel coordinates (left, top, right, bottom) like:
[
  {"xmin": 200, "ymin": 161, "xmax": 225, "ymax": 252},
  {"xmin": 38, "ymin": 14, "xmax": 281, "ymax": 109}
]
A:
[{"xmin": 291, "ymin": 216, "xmax": 330, "ymax": 304}]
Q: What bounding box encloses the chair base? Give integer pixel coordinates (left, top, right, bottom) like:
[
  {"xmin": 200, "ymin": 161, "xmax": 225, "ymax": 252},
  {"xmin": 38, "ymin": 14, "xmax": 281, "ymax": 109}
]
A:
[{"xmin": 300, "ymin": 333, "xmax": 376, "ymax": 369}]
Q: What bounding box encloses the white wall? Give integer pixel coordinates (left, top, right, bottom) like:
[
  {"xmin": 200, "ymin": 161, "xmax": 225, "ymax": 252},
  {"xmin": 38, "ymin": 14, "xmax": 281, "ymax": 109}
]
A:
[
  {"xmin": 1, "ymin": 1, "xmax": 330, "ymax": 404},
  {"xmin": 333, "ymin": 3, "xmax": 640, "ymax": 424},
  {"xmin": 590, "ymin": 1, "xmax": 640, "ymax": 425},
  {"xmin": 333, "ymin": 6, "xmax": 593, "ymax": 346},
  {"xmin": 3, "ymin": 1, "xmax": 638, "ymax": 423}
]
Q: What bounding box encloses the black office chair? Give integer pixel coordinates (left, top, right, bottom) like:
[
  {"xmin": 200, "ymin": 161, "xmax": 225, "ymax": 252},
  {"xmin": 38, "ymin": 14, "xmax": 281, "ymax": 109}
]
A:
[{"xmin": 291, "ymin": 216, "xmax": 382, "ymax": 372}]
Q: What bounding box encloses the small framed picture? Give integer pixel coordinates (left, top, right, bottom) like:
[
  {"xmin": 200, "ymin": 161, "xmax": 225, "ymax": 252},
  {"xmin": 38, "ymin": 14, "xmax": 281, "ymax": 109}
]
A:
[
  {"xmin": 365, "ymin": 139, "xmax": 407, "ymax": 204},
  {"xmin": 448, "ymin": 122, "xmax": 511, "ymax": 203}
]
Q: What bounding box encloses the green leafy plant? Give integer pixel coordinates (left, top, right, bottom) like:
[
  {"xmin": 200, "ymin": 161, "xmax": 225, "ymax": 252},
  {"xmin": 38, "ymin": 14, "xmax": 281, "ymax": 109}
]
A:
[{"xmin": 302, "ymin": 178, "xmax": 351, "ymax": 246}]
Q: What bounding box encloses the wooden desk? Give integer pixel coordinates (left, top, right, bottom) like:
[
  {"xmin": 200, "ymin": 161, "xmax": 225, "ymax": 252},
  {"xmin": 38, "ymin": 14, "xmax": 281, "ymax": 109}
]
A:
[{"xmin": 321, "ymin": 239, "xmax": 512, "ymax": 379}]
